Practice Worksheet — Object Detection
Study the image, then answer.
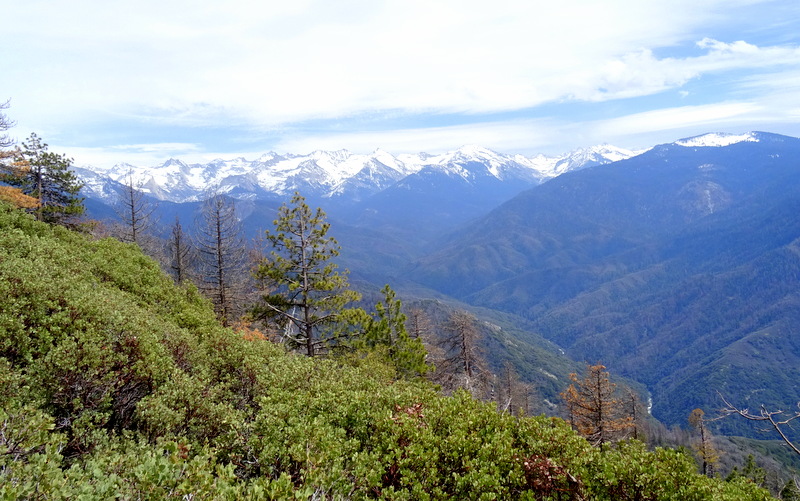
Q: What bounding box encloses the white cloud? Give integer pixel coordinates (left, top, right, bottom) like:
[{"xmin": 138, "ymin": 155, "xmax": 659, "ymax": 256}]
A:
[
  {"xmin": 5, "ymin": 0, "xmax": 784, "ymax": 126},
  {"xmin": 272, "ymin": 120, "xmax": 561, "ymax": 156},
  {"xmin": 62, "ymin": 143, "xmax": 209, "ymax": 169},
  {"xmin": 4, "ymin": 0, "xmax": 800, "ymax": 165},
  {"xmin": 110, "ymin": 143, "xmax": 202, "ymax": 154},
  {"xmin": 598, "ymin": 102, "xmax": 765, "ymax": 136}
]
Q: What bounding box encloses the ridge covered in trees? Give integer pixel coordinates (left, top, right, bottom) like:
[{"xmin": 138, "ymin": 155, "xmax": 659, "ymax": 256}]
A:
[{"xmin": 0, "ymin": 200, "xmax": 777, "ymax": 499}]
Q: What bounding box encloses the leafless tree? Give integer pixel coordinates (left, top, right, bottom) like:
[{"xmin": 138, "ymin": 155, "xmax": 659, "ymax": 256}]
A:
[
  {"xmin": 195, "ymin": 192, "xmax": 246, "ymax": 326},
  {"xmin": 433, "ymin": 311, "xmax": 490, "ymax": 398},
  {"xmin": 406, "ymin": 306, "xmax": 433, "ymax": 340},
  {"xmin": 114, "ymin": 171, "xmax": 157, "ymax": 245},
  {"xmin": 720, "ymin": 393, "xmax": 800, "ymax": 456},
  {"xmin": 0, "ymin": 102, "xmax": 42, "ymax": 210},
  {"xmin": 0, "ymin": 99, "xmax": 15, "ymax": 151},
  {"xmin": 167, "ymin": 216, "xmax": 194, "ymax": 285},
  {"xmin": 624, "ymin": 387, "xmax": 650, "ymax": 442},
  {"xmin": 495, "ymin": 361, "xmax": 533, "ymax": 415}
]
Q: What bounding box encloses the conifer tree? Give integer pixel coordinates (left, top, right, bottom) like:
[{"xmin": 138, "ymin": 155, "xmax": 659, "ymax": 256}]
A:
[
  {"xmin": 780, "ymin": 479, "xmax": 800, "ymax": 501},
  {"xmin": 689, "ymin": 408, "xmax": 719, "ymax": 477},
  {"xmin": 727, "ymin": 454, "xmax": 768, "ymax": 488},
  {"xmin": 561, "ymin": 363, "xmax": 633, "ymax": 446},
  {"xmin": 2, "ymin": 133, "xmax": 84, "ymax": 227},
  {"xmin": 358, "ymin": 284, "xmax": 428, "ymax": 378},
  {"xmin": 251, "ymin": 192, "xmax": 360, "ymax": 356}
]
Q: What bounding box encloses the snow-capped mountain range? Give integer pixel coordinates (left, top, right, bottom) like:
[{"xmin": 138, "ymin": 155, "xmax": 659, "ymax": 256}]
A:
[
  {"xmin": 73, "ymin": 143, "xmax": 640, "ymax": 204},
  {"xmin": 72, "ymin": 132, "xmax": 770, "ymax": 206}
]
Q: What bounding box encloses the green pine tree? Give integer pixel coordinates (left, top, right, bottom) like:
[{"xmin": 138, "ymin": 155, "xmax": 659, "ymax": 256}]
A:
[
  {"xmin": 251, "ymin": 192, "xmax": 360, "ymax": 356},
  {"xmin": 3, "ymin": 133, "xmax": 84, "ymax": 227},
  {"xmin": 781, "ymin": 479, "xmax": 800, "ymax": 501},
  {"xmin": 357, "ymin": 284, "xmax": 429, "ymax": 379}
]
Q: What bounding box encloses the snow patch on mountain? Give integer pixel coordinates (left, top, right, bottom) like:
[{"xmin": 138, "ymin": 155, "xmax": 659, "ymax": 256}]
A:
[{"xmin": 675, "ymin": 132, "xmax": 759, "ymax": 148}]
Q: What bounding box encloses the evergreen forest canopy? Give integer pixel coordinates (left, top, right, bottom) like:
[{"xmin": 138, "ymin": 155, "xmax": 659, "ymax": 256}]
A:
[{"xmin": 0, "ymin": 200, "xmax": 781, "ymax": 498}]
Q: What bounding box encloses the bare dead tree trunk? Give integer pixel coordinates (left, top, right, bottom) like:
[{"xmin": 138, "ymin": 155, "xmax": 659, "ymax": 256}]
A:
[
  {"xmin": 115, "ymin": 171, "xmax": 157, "ymax": 245},
  {"xmin": 434, "ymin": 311, "xmax": 489, "ymax": 398},
  {"xmin": 720, "ymin": 393, "xmax": 800, "ymax": 456},
  {"xmin": 168, "ymin": 216, "xmax": 193, "ymax": 285},
  {"xmin": 195, "ymin": 192, "xmax": 246, "ymax": 327}
]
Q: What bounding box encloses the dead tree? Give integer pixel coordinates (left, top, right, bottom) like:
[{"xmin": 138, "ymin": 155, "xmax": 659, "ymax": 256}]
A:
[
  {"xmin": 433, "ymin": 311, "xmax": 489, "ymax": 398},
  {"xmin": 496, "ymin": 361, "xmax": 532, "ymax": 416},
  {"xmin": 195, "ymin": 192, "xmax": 246, "ymax": 326},
  {"xmin": 689, "ymin": 408, "xmax": 719, "ymax": 477},
  {"xmin": 561, "ymin": 363, "xmax": 633, "ymax": 446},
  {"xmin": 720, "ymin": 393, "xmax": 800, "ymax": 456},
  {"xmin": 114, "ymin": 171, "xmax": 157, "ymax": 245},
  {"xmin": 167, "ymin": 216, "xmax": 193, "ymax": 285},
  {"xmin": 0, "ymin": 99, "xmax": 15, "ymax": 151}
]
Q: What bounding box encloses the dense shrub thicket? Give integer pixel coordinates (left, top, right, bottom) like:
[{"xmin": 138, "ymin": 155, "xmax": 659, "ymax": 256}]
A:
[{"xmin": 0, "ymin": 203, "xmax": 773, "ymax": 499}]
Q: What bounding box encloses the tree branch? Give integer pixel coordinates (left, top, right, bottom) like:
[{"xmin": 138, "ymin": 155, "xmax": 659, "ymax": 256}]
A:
[{"xmin": 719, "ymin": 392, "xmax": 800, "ymax": 455}]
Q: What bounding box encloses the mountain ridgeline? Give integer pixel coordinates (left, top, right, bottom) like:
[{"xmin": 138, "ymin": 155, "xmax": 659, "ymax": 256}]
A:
[
  {"xmin": 408, "ymin": 132, "xmax": 800, "ymax": 434},
  {"xmin": 76, "ymin": 132, "xmax": 800, "ymax": 437}
]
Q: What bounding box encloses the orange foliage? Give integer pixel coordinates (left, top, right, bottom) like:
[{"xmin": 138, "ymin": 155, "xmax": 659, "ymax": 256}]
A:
[
  {"xmin": 0, "ymin": 185, "xmax": 39, "ymax": 209},
  {"xmin": 561, "ymin": 363, "xmax": 634, "ymax": 446},
  {"xmin": 232, "ymin": 321, "xmax": 272, "ymax": 342}
]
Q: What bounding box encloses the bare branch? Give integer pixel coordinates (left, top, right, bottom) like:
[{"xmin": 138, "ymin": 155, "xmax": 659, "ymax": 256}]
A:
[{"xmin": 719, "ymin": 392, "xmax": 800, "ymax": 456}]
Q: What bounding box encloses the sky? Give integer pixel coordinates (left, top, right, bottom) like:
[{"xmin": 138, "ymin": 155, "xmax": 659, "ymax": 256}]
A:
[{"xmin": 3, "ymin": 0, "xmax": 800, "ymax": 168}]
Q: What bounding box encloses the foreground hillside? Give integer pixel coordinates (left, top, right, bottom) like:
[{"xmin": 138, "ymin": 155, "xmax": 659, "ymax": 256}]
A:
[{"xmin": 0, "ymin": 202, "xmax": 772, "ymax": 499}]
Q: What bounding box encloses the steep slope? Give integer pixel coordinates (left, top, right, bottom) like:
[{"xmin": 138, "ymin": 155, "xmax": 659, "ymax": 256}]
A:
[
  {"xmin": 408, "ymin": 132, "xmax": 800, "ymax": 433},
  {"xmin": 0, "ymin": 202, "xmax": 770, "ymax": 499}
]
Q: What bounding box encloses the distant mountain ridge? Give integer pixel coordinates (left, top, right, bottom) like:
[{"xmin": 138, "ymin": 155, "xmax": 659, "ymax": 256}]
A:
[
  {"xmin": 404, "ymin": 131, "xmax": 800, "ymax": 435},
  {"xmin": 73, "ymin": 143, "xmax": 639, "ymax": 205}
]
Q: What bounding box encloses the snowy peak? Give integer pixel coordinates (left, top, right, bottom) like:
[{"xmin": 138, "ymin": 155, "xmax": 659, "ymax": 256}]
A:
[
  {"xmin": 74, "ymin": 142, "xmax": 640, "ymax": 204},
  {"xmin": 549, "ymin": 144, "xmax": 641, "ymax": 176},
  {"xmin": 675, "ymin": 132, "xmax": 760, "ymax": 148}
]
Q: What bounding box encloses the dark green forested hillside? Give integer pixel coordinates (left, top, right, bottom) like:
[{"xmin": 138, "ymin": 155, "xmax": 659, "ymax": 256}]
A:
[
  {"xmin": 407, "ymin": 134, "xmax": 800, "ymax": 437},
  {"xmin": 0, "ymin": 202, "xmax": 776, "ymax": 499}
]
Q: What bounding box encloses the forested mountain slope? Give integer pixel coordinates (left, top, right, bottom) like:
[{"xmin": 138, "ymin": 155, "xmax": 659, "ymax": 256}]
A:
[
  {"xmin": 408, "ymin": 132, "xmax": 800, "ymax": 435},
  {"xmin": 0, "ymin": 202, "xmax": 772, "ymax": 499}
]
